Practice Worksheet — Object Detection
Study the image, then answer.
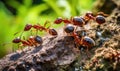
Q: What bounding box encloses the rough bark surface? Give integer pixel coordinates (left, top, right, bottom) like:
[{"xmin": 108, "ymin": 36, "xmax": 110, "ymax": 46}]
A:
[{"xmin": 0, "ymin": 35, "xmax": 80, "ymax": 71}]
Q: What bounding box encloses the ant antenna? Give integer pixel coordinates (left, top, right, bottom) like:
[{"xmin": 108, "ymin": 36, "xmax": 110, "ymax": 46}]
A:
[
  {"xmin": 14, "ymin": 32, "xmax": 20, "ymax": 36},
  {"xmin": 30, "ymin": 30, "xmax": 34, "ymax": 36},
  {"xmin": 19, "ymin": 31, "xmax": 24, "ymax": 39},
  {"xmin": 36, "ymin": 30, "xmax": 38, "ymax": 36},
  {"xmin": 23, "ymin": 36, "xmax": 26, "ymax": 40},
  {"xmin": 13, "ymin": 31, "xmax": 23, "ymax": 40}
]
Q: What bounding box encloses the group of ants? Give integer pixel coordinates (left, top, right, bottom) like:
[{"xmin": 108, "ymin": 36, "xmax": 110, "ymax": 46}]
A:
[{"xmin": 13, "ymin": 11, "xmax": 108, "ymax": 54}]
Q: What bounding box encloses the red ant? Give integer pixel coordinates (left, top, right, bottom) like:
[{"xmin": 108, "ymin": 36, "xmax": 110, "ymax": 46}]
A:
[
  {"xmin": 12, "ymin": 35, "xmax": 43, "ymax": 51},
  {"xmin": 23, "ymin": 22, "xmax": 58, "ymax": 36},
  {"xmin": 54, "ymin": 16, "xmax": 85, "ymax": 27},
  {"xmin": 54, "ymin": 12, "xmax": 108, "ymax": 26},
  {"xmin": 64, "ymin": 24, "xmax": 95, "ymax": 57},
  {"xmin": 84, "ymin": 11, "xmax": 108, "ymax": 24},
  {"xmin": 32, "ymin": 23, "xmax": 58, "ymax": 36}
]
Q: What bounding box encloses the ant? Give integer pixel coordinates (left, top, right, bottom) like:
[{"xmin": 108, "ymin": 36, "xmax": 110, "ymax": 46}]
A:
[
  {"xmin": 84, "ymin": 11, "xmax": 108, "ymax": 24},
  {"xmin": 54, "ymin": 16, "xmax": 85, "ymax": 27},
  {"xmin": 54, "ymin": 12, "xmax": 108, "ymax": 26},
  {"xmin": 64, "ymin": 24, "xmax": 95, "ymax": 57},
  {"xmin": 12, "ymin": 35, "xmax": 43, "ymax": 51},
  {"xmin": 21, "ymin": 21, "xmax": 57, "ymax": 37},
  {"xmin": 32, "ymin": 23, "xmax": 58, "ymax": 36}
]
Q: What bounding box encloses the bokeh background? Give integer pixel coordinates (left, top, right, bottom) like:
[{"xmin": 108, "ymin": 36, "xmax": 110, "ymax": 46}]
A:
[{"xmin": 0, "ymin": 0, "xmax": 95, "ymax": 58}]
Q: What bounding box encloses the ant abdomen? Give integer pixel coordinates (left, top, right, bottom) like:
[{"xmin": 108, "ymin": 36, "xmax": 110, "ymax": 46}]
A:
[
  {"xmin": 95, "ymin": 15, "xmax": 106, "ymax": 24},
  {"xmin": 24, "ymin": 24, "xmax": 32, "ymax": 31},
  {"xmin": 12, "ymin": 37, "xmax": 21, "ymax": 43},
  {"xmin": 54, "ymin": 17, "xmax": 63, "ymax": 24},
  {"xmin": 82, "ymin": 36, "xmax": 95, "ymax": 48},
  {"xmin": 34, "ymin": 36, "xmax": 43, "ymax": 44},
  {"xmin": 48, "ymin": 29, "xmax": 58, "ymax": 36},
  {"xmin": 72, "ymin": 17, "xmax": 85, "ymax": 27}
]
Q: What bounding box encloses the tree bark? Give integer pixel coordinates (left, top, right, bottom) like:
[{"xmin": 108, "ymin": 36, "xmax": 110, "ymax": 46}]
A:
[{"xmin": 0, "ymin": 35, "xmax": 80, "ymax": 71}]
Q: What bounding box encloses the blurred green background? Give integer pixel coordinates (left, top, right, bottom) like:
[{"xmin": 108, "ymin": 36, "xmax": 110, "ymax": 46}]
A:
[{"xmin": 0, "ymin": 0, "xmax": 95, "ymax": 58}]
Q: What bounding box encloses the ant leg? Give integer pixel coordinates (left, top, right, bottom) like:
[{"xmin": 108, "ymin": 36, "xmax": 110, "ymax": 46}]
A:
[
  {"xmin": 17, "ymin": 44, "xmax": 20, "ymax": 51},
  {"xmin": 44, "ymin": 21, "xmax": 48, "ymax": 27},
  {"xmin": 14, "ymin": 31, "xmax": 21, "ymax": 36},
  {"xmin": 44, "ymin": 21, "xmax": 51, "ymax": 29},
  {"xmin": 30, "ymin": 30, "xmax": 33, "ymax": 36},
  {"xmin": 12, "ymin": 44, "xmax": 16, "ymax": 53},
  {"xmin": 63, "ymin": 25, "xmax": 68, "ymax": 36},
  {"xmin": 20, "ymin": 46, "xmax": 23, "ymax": 52},
  {"xmin": 16, "ymin": 45, "xmax": 22, "ymax": 53},
  {"xmin": 86, "ymin": 47, "xmax": 91, "ymax": 59},
  {"xmin": 74, "ymin": 26, "xmax": 78, "ymax": 32},
  {"xmin": 80, "ymin": 26, "xmax": 88, "ymax": 36},
  {"xmin": 36, "ymin": 30, "xmax": 38, "ymax": 36},
  {"xmin": 19, "ymin": 31, "xmax": 24, "ymax": 39},
  {"xmin": 22, "ymin": 36, "xmax": 26, "ymax": 40},
  {"xmin": 12, "ymin": 46, "xmax": 14, "ymax": 53}
]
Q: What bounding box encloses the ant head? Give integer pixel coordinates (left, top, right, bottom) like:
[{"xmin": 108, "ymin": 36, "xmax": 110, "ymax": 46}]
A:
[
  {"xmin": 48, "ymin": 29, "xmax": 58, "ymax": 36},
  {"xmin": 82, "ymin": 36, "xmax": 95, "ymax": 48},
  {"xmin": 95, "ymin": 15, "xmax": 106, "ymax": 24},
  {"xmin": 54, "ymin": 17, "xmax": 63, "ymax": 24},
  {"xmin": 34, "ymin": 35, "xmax": 43, "ymax": 44},
  {"xmin": 24, "ymin": 24, "xmax": 32, "ymax": 31},
  {"xmin": 12, "ymin": 37, "xmax": 21, "ymax": 43},
  {"xmin": 72, "ymin": 16, "xmax": 85, "ymax": 27},
  {"xmin": 85, "ymin": 12, "xmax": 95, "ymax": 20},
  {"xmin": 85, "ymin": 11, "xmax": 93, "ymax": 17},
  {"xmin": 64, "ymin": 24, "xmax": 74, "ymax": 33}
]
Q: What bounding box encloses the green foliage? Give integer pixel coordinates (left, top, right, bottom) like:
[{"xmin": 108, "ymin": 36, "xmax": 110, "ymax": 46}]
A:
[{"xmin": 0, "ymin": 0, "xmax": 95, "ymax": 58}]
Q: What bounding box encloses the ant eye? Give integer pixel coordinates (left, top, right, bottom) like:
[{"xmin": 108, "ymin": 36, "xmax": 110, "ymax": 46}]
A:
[
  {"xmin": 12, "ymin": 37, "xmax": 21, "ymax": 43},
  {"xmin": 49, "ymin": 29, "xmax": 58, "ymax": 36},
  {"xmin": 24, "ymin": 24, "xmax": 32, "ymax": 31},
  {"xmin": 34, "ymin": 36, "xmax": 43, "ymax": 44},
  {"xmin": 64, "ymin": 24, "xmax": 74, "ymax": 33},
  {"xmin": 96, "ymin": 15, "xmax": 105, "ymax": 24},
  {"xmin": 54, "ymin": 17, "xmax": 63, "ymax": 24},
  {"xmin": 73, "ymin": 17, "xmax": 85, "ymax": 27}
]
